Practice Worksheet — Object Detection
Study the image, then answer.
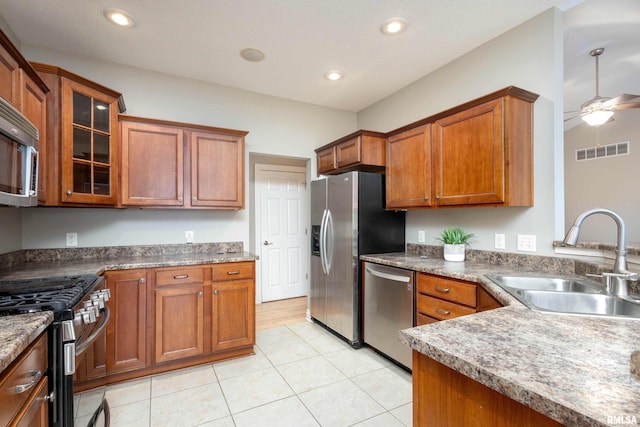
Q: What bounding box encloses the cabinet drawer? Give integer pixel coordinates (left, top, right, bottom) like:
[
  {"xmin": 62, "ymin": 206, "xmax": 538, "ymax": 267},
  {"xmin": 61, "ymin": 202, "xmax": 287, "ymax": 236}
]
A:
[
  {"xmin": 211, "ymin": 262, "xmax": 254, "ymax": 282},
  {"xmin": 417, "ymin": 294, "xmax": 476, "ymax": 321},
  {"xmin": 416, "ymin": 313, "xmax": 439, "ymax": 326},
  {"xmin": 156, "ymin": 267, "xmax": 204, "ymax": 286},
  {"xmin": 0, "ymin": 333, "xmax": 47, "ymax": 427},
  {"xmin": 417, "ymin": 274, "xmax": 477, "ymax": 307}
]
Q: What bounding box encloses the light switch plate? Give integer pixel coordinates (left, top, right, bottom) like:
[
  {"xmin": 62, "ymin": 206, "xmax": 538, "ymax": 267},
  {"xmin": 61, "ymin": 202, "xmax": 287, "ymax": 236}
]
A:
[
  {"xmin": 185, "ymin": 230, "xmax": 194, "ymax": 244},
  {"xmin": 517, "ymin": 234, "xmax": 536, "ymax": 252},
  {"xmin": 494, "ymin": 234, "xmax": 505, "ymax": 249},
  {"xmin": 418, "ymin": 230, "xmax": 426, "ymax": 243},
  {"xmin": 66, "ymin": 232, "xmax": 78, "ymax": 247}
]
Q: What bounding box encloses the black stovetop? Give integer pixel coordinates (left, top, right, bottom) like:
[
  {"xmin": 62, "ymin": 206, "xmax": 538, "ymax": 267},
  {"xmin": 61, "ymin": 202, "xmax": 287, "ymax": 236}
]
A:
[{"xmin": 0, "ymin": 275, "xmax": 102, "ymax": 316}]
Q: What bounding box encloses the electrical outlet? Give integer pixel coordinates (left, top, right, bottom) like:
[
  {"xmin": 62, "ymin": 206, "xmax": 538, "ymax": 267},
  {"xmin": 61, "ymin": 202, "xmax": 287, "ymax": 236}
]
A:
[
  {"xmin": 494, "ymin": 233, "xmax": 505, "ymax": 249},
  {"xmin": 517, "ymin": 234, "xmax": 536, "ymax": 252},
  {"xmin": 66, "ymin": 232, "xmax": 78, "ymax": 247},
  {"xmin": 185, "ymin": 230, "xmax": 194, "ymax": 244},
  {"xmin": 418, "ymin": 230, "xmax": 426, "ymax": 243}
]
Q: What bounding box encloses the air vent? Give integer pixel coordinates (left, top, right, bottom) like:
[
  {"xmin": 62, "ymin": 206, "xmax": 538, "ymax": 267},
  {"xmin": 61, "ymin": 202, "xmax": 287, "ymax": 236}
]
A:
[{"xmin": 575, "ymin": 141, "xmax": 629, "ymax": 162}]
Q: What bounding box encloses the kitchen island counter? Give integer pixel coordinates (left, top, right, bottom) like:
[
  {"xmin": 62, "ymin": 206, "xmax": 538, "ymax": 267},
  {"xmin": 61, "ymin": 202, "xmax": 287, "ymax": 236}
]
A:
[
  {"xmin": 0, "ymin": 312, "xmax": 53, "ymax": 375},
  {"xmin": 362, "ymin": 252, "xmax": 640, "ymax": 426}
]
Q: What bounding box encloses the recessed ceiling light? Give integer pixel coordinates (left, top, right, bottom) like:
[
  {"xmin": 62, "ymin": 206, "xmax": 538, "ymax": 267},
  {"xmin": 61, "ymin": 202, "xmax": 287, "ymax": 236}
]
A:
[
  {"xmin": 324, "ymin": 70, "xmax": 344, "ymax": 81},
  {"xmin": 240, "ymin": 48, "xmax": 266, "ymax": 62},
  {"xmin": 104, "ymin": 9, "xmax": 135, "ymax": 27},
  {"xmin": 380, "ymin": 17, "xmax": 407, "ymax": 35}
]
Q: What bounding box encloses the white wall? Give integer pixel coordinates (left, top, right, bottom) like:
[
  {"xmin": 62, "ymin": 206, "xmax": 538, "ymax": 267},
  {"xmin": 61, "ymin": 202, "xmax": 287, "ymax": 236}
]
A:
[
  {"xmin": 358, "ymin": 8, "xmax": 565, "ymax": 256},
  {"xmin": 564, "ymin": 109, "xmax": 640, "ymax": 244},
  {"xmin": 14, "ymin": 47, "xmax": 357, "ymax": 251}
]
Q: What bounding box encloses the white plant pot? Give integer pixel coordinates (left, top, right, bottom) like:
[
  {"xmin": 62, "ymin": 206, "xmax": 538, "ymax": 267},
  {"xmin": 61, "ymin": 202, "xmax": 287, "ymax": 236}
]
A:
[{"xmin": 443, "ymin": 244, "xmax": 465, "ymax": 262}]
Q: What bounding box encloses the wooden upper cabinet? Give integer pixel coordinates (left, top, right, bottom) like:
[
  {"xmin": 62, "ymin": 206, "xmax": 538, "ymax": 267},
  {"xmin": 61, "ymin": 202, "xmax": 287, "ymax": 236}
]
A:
[
  {"xmin": 32, "ymin": 63, "xmax": 125, "ymax": 206},
  {"xmin": 119, "ymin": 115, "xmax": 247, "ymax": 209},
  {"xmin": 386, "ymin": 125, "xmax": 432, "ymax": 209},
  {"xmin": 316, "ymin": 130, "xmax": 386, "ymax": 175},
  {"xmin": 385, "ymin": 86, "xmax": 537, "ymax": 210},
  {"xmin": 0, "ymin": 42, "xmax": 19, "ymax": 105},
  {"xmin": 121, "ymin": 120, "xmax": 185, "ymax": 206}
]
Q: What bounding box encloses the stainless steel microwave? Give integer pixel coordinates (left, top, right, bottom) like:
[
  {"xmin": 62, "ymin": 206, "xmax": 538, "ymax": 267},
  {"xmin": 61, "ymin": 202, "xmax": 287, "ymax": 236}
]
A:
[{"xmin": 0, "ymin": 96, "xmax": 39, "ymax": 207}]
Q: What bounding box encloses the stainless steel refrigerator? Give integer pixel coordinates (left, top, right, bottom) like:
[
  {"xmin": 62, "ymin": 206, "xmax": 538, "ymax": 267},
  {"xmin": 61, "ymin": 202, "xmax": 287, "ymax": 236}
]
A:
[{"xmin": 310, "ymin": 171, "xmax": 405, "ymax": 348}]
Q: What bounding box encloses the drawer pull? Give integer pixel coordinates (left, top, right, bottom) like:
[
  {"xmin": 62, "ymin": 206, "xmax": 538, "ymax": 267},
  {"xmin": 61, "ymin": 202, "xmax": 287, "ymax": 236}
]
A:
[
  {"xmin": 435, "ymin": 285, "xmax": 451, "ymax": 293},
  {"xmin": 15, "ymin": 369, "xmax": 42, "ymax": 394},
  {"xmin": 226, "ymin": 271, "xmax": 240, "ymax": 275},
  {"xmin": 435, "ymin": 307, "xmax": 451, "ymax": 316},
  {"xmin": 173, "ymin": 275, "xmax": 189, "ymax": 280}
]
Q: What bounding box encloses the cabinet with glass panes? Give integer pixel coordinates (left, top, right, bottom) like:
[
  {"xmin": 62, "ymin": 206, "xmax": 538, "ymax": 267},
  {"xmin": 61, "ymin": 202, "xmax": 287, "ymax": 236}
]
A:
[{"xmin": 32, "ymin": 63, "xmax": 125, "ymax": 206}]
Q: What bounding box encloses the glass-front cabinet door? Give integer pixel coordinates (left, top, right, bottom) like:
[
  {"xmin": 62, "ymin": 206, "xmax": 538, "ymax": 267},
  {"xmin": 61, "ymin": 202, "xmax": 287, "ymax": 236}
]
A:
[{"xmin": 61, "ymin": 78, "xmax": 118, "ymax": 204}]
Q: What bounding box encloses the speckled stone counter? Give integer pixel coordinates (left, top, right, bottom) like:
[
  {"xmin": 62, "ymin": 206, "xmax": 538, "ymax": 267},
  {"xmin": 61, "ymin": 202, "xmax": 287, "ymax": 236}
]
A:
[
  {"xmin": 0, "ymin": 312, "xmax": 52, "ymax": 375},
  {"xmin": 361, "ymin": 252, "xmax": 640, "ymax": 426}
]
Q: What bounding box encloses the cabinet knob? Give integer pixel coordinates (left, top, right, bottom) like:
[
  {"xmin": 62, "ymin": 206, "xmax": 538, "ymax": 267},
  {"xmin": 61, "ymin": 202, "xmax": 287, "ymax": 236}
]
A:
[
  {"xmin": 198, "ymin": 291, "xmax": 203, "ymax": 297},
  {"xmin": 435, "ymin": 195, "xmax": 440, "ymax": 200},
  {"xmin": 193, "ymin": 197, "xmax": 197, "ymax": 202},
  {"xmin": 139, "ymin": 278, "xmax": 146, "ymax": 284},
  {"xmin": 178, "ymin": 197, "xmax": 183, "ymax": 202},
  {"xmin": 214, "ymin": 289, "xmax": 219, "ymax": 295},
  {"xmin": 424, "ymin": 196, "xmax": 429, "ymax": 201},
  {"xmin": 66, "ymin": 190, "xmax": 72, "ymax": 196}
]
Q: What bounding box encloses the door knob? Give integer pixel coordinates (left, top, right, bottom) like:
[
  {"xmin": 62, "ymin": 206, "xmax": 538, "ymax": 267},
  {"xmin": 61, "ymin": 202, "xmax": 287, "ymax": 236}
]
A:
[{"xmin": 263, "ymin": 241, "xmax": 273, "ymax": 245}]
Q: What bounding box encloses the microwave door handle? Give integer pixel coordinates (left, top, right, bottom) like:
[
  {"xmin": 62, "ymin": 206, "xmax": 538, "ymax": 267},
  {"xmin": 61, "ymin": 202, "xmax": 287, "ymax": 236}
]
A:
[{"xmin": 27, "ymin": 146, "xmax": 38, "ymax": 196}]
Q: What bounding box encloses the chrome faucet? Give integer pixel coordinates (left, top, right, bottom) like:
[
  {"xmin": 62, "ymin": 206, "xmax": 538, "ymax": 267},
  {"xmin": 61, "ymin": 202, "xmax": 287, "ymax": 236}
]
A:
[{"xmin": 562, "ymin": 208, "xmax": 638, "ymax": 296}]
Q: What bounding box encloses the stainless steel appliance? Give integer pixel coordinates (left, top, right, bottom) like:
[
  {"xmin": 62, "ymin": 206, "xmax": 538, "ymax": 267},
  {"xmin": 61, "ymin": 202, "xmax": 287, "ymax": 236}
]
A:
[
  {"xmin": 0, "ymin": 274, "xmax": 110, "ymax": 426},
  {"xmin": 0, "ymin": 95, "xmax": 39, "ymax": 207},
  {"xmin": 310, "ymin": 171, "xmax": 405, "ymax": 347},
  {"xmin": 363, "ymin": 262, "xmax": 414, "ymax": 369}
]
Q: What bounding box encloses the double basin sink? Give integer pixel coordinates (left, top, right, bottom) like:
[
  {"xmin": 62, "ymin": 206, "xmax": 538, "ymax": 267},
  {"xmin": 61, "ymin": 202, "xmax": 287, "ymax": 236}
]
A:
[{"xmin": 485, "ymin": 274, "xmax": 640, "ymax": 319}]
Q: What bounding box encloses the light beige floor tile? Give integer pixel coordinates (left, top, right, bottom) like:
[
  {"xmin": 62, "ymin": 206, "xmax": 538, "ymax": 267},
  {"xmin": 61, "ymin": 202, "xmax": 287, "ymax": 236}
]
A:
[
  {"xmin": 256, "ymin": 325, "xmax": 297, "ymax": 347},
  {"xmin": 390, "ymin": 402, "xmax": 412, "ymax": 426},
  {"xmin": 109, "ymin": 399, "xmax": 150, "ymax": 427},
  {"xmin": 276, "ymin": 355, "xmax": 346, "ymax": 393},
  {"xmin": 219, "ymin": 367, "xmax": 294, "ymax": 414},
  {"xmin": 213, "ymin": 351, "xmax": 273, "ymax": 381},
  {"xmin": 260, "ymin": 337, "xmax": 319, "ymax": 366},
  {"xmin": 286, "ymin": 320, "xmax": 326, "ymax": 339},
  {"xmin": 352, "ymin": 366, "xmax": 412, "ymax": 410},
  {"xmin": 105, "ymin": 377, "xmax": 150, "ymax": 407},
  {"xmin": 150, "ymin": 382, "xmax": 229, "ymax": 427},
  {"xmin": 232, "ymin": 396, "xmax": 320, "ymax": 427},
  {"xmin": 76, "ymin": 386, "xmax": 106, "ymax": 417},
  {"xmin": 352, "ymin": 412, "xmax": 406, "ymax": 426},
  {"xmin": 197, "ymin": 416, "xmax": 236, "ymax": 426},
  {"xmin": 303, "ymin": 330, "xmax": 351, "ymax": 354},
  {"xmin": 323, "ymin": 347, "xmax": 391, "ymax": 377},
  {"xmin": 151, "ymin": 363, "xmax": 217, "ymax": 397},
  {"xmin": 298, "ymin": 379, "xmax": 385, "ymax": 427}
]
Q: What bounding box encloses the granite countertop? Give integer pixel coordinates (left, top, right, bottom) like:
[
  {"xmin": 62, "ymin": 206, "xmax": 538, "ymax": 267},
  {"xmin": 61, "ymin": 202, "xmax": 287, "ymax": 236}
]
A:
[
  {"xmin": 0, "ymin": 312, "xmax": 53, "ymax": 375},
  {"xmin": 362, "ymin": 253, "xmax": 640, "ymax": 426},
  {"xmin": 0, "ymin": 251, "xmax": 258, "ymax": 281}
]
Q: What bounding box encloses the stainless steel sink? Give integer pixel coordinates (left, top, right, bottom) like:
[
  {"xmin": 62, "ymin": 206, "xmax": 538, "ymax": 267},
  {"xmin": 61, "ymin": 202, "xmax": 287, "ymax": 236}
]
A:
[
  {"xmin": 520, "ymin": 290, "xmax": 640, "ymax": 318},
  {"xmin": 490, "ymin": 275, "xmax": 601, "ymax": 293},
  {"xmin": 485, "ymin": 273, "xmax": 640, "ymax": 319}
]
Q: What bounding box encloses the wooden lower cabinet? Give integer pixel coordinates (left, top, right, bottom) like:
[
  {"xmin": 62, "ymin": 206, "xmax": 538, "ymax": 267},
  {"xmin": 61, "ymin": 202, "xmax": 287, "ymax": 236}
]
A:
[
  {"xmin": 12, "ymin": 376, "xmax": 48, "ymax": 427},
  {"xmin": 155, "ymin": 283, "xmax": 205, "ymax": 363},
  {"xmin": 413, "ymin": 352, "xmax": 562, "ymax": 427},
  {"xmin": 211, "ymin": 279, "xmax": 255, "ymax": 351}
]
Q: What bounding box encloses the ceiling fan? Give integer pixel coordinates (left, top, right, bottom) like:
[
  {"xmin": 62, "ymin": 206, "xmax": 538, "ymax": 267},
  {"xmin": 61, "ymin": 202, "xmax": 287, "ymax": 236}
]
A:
[{"xmin": 565, "ymin": 47, "xmax": 640, "ymax": 126}]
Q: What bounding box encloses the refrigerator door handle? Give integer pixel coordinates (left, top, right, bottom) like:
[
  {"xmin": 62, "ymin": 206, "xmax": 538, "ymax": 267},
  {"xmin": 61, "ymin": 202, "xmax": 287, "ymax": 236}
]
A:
[
  {"xmin": 325, "ymin": 209, "xmax": 334, "ymax": 274},
  {"xmin": 365, "ymin": 266, "xmax": 411, "ymax": 283},
  {"xmin": 319, "ymin": 209, "xmax": 328, "ymax": 274}
]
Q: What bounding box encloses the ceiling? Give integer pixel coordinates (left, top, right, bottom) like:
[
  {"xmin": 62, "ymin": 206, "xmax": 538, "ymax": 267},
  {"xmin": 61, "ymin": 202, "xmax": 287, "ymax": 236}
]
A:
[{"xmin": 0, "ymin": 0, "xmax": 637, "ymax": 125}]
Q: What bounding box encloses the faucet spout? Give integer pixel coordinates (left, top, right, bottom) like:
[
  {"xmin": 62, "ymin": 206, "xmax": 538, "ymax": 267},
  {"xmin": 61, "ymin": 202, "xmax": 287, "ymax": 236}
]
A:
[{"xmin": 562, "ymin": 208, "xmax": 632, "ymax": 295}]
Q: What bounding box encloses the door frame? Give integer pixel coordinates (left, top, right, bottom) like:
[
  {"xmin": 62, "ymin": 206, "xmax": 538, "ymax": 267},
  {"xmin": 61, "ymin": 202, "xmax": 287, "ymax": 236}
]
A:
[{"xmin": 254, "ymin": 163, "xmax": 308, "ymax": 304}]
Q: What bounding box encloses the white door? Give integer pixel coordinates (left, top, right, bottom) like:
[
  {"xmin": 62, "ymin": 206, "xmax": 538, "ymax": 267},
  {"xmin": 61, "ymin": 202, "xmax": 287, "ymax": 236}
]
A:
[{"xmin": 256, "ymin": 166, "xmax": 307, "ymax": 302}]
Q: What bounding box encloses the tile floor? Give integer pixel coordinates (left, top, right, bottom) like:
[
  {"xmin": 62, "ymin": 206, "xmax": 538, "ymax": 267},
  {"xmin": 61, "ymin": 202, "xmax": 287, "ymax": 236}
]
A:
[{"xmin": 74, "ymin": 321, "xmax": 413, "ymax": 427}]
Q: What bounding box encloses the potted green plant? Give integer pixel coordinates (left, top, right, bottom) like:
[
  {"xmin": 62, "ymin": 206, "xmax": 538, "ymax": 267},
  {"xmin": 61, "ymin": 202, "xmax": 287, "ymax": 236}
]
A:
[{"xmin": 437, "ymin": 227, "xmax": 474, "ymax": 261}]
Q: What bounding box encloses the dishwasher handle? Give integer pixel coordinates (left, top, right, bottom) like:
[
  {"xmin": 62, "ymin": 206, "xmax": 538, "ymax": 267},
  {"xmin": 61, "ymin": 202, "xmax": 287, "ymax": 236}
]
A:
[{"xmin": 365, "ymin": 266, "xmax": 411, "ymax": 283}]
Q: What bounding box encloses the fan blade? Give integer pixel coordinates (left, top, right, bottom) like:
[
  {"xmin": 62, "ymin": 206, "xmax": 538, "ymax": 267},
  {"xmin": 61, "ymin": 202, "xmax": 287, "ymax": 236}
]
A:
[
  {"xmin": 603, "ymin": 93, "xmax": 640, "ymax": 109},
  {"xmin": 564, "ymin": 111, "xmax": 581, "ymax": 122}
]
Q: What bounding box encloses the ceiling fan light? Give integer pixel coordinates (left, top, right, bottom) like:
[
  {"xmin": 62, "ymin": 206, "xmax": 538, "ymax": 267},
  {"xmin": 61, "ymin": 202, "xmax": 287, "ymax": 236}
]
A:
[{"xmin": 581, "ymin": 109, "xmax": 614, "ymax": 126}]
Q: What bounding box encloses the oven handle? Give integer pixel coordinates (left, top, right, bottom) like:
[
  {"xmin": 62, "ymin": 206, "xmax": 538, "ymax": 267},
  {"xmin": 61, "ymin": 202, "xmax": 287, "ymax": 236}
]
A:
[{"xmin": 75, "ymin": 305, "xmax": 110, "ymax": 356}]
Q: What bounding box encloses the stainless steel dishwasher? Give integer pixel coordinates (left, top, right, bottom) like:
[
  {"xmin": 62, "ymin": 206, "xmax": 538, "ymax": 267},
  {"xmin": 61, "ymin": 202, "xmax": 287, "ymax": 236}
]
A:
[{"xmin": 363, "ymin": 262, "xmax": 414, "ymax": 369}]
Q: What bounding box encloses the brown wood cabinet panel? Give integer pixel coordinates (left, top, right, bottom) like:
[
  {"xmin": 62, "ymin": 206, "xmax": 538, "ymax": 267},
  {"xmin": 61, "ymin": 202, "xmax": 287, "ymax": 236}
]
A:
[
  {"xmin": 417, "ymin": 274, "xmax": 477, "ymax": 307},
  {"xmin": 80, "ymin": 334, "xmax": 107, "ymax": 381},
  {"xmin": 335, "ymin": 136, "xmax": 361, "ymax": 168},
  {"xmin": 156, "ymin": 266, "xmax": 205, "ymax": 286},
  {"xmin": 432, "ymin": 98, "xmax": 505, "ymax": 206},
  {"xmin": 105, "ymin": 270, "xmax": 148, "ymax": 374},
  {"xmin": 417, "ymin": 294, "xmax": 476, "ymax": 321},
  {"xmin": 17, "ymin": 70, "xmax": 47, "ymax": 202},
  {"xmin": 211, "ymin": 280, "xmax": 255, "ymax": 351},
  {"xmin": 413, "ymin": 353, "xmax": 562, "ymax": 427},
  {"xmin": 190, "ymin": 131, "xmax": 244, "ymax": 208},
  {"xmin": 155, "ymin": 284, "xmax": 205, "ymax": 363},
  {"xmin": 315, "ymin": 130, "xmax": 385, "ymax": 175},
  {"xmin": 416, "ymin": 313, "xmax": 438, "ymax": 326},
  {"xmin": 11, "ymin": 376, "xmax": 48, "ymax": 427},
  {"xmin": 0, "ymin": 42, "xmax": 19, "ymax": 105},
  {"xmin": 211, "ymin": 262, "xmax": 254, "ymax": 282},
  {"xmin": 120, "ymin": 121, "xmax": 184, "ymax": 206},
  {"xmin": 386, "ymin": 125, "xmax": 431, "ymax": 208},
  {"xmin": 316, "ymin": 146, "xmax": 336, "ymax": 174},
  {"xmin": 0, "ymin": 333, "xmax": 47, "ymax": 427}
]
